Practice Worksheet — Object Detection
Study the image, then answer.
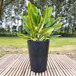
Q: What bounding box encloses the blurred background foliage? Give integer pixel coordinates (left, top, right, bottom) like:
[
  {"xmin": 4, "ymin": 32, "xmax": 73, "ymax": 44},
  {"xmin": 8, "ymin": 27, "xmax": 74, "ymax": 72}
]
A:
[{"xmin": 0, "ymin": 0, "xmax": 76, "ymax": 37}]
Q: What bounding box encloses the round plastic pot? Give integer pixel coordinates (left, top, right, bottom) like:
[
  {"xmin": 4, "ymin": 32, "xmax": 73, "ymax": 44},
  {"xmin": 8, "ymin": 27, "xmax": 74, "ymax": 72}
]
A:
[{"xmin": 27, "ymin": 40, "xmax": 49, "ymax": 73}]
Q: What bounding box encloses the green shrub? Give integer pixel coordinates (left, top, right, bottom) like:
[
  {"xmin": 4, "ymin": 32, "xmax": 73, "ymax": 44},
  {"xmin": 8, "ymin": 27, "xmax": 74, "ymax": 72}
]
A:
[{"xmin": 18, "ymin": 1, "xmax": 63, "ymax": 41}]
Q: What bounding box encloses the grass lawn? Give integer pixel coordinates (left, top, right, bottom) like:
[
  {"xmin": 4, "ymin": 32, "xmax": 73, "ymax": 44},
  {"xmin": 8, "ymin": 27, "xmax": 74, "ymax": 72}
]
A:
[{"xmin": 0, "ymin": 37, "xmax": 76, "ymax": 52}]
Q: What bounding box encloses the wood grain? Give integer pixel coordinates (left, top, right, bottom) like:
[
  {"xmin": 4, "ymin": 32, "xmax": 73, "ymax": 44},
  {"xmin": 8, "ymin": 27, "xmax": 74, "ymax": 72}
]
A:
[{"xmin": 0, "ymin": 54, "xmax": 76, "ymax": 76}]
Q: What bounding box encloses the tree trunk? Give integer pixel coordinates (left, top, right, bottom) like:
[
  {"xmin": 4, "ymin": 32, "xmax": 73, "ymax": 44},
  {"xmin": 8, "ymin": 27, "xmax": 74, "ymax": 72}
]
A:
[{"xmin": 0, "ymin": 0, "xmax": 4, "ymax": 25}]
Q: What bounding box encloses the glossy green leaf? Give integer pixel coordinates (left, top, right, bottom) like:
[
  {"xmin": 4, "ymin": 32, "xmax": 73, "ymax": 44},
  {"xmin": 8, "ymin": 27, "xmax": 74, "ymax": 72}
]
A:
[
  {"xmin": 45, "ymin": 18, "xmax": 54, "ymax": 27},
  {"xmin": 38, "ymin": 9, "xmax": 41, "ymax": 15},
  {"xmin": 43, "ymin": 5, "xmax": 48, "ymax": 18},
  {"xmin": 45, "ymin": 7, "xmax": 53, "ymax": 23},
  {"xmin": 47, "ymin": 35, "xmax": 61, "ymax": 38},
  {"xmin": 36, "ymin": 17, "xmax": 44, "ymax": 32},
  {"xmin": 40, "ymin": 27, "xmax": 54, "ymax": 35},
  {"xmin": 53, "ymin": 22, "xmax": 63, "ymax": 29},
  {"xmin": 37, "ymin": 15, "xmax": 41, "ymax": 24},
  {"xmin": 26, "ymin": 16, "xmax": 34, "ymax": 32},
  {"xmin": 24, "ymin": 28, "xmax": 31, "ymax": 34},
  {"xmin": 28, "ymin": 1, "xmax": 31, "ymax": 16},
  {"xmin": 17, "ymin": 33, "xmax": 31, "ymax": 39},
  {"xmin": 45, "ymin": 17, "xmax": 61, "ymax": 27},
  {"xmin": 18, "ymin": 1, "xmax": 63, "ymax": 41},
  {"xmin": 43, "ymin": 5, "xmax": 48, "ymax": 23},
  {"xmin": 32, "ymin": 4, "xmax": 38, "ymax": 15}
]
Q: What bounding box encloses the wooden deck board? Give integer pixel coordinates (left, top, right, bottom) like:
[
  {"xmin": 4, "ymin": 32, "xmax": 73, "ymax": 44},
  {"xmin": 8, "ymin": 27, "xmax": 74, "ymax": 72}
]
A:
[{"xmin": 0, "ymin": 54, "xmax": 76, "ymax": 76}]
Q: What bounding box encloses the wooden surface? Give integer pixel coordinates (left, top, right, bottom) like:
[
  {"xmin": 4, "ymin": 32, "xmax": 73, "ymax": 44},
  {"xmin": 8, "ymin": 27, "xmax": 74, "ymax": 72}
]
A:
[{"xmin": 0, "ymin": 54, "xmax": 76, "ymax": 76}]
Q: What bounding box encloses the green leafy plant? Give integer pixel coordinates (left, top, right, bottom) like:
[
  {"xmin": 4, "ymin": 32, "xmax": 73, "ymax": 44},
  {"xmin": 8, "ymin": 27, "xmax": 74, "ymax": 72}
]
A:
[{"xmin": 18, "ymin": 1, "xmax": 63, "ymax": 41}]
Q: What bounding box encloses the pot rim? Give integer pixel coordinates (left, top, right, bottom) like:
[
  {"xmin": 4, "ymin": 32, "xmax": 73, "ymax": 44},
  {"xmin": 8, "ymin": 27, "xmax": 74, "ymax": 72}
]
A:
[{"xmin": 27, "ymin": 39, "xmax": 49, "ymax": 42}]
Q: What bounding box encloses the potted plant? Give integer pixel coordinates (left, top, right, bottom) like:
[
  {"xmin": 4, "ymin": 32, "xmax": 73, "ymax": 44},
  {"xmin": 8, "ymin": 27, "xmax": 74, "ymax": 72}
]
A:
[{"xmin": 18, "ymin": 1, "xmax": 63, "ymax": 73}]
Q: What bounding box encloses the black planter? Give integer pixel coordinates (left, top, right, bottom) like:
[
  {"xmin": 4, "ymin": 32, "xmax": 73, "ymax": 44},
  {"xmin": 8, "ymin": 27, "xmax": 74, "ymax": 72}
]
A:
[{"xmin": 27, "ymin": 40, "xmax": 49, "ymax": 73}]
